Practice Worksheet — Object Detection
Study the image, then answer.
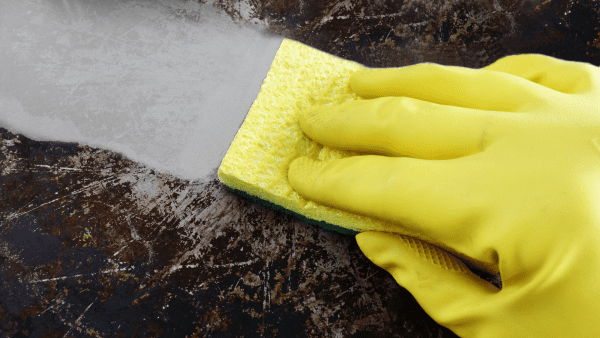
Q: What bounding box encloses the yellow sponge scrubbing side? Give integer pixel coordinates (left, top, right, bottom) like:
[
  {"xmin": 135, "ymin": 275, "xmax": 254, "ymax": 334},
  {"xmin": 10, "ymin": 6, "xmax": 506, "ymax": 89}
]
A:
[{"xmin": 218, "ymin": 39, "xmax": 407, "ymax": 235}]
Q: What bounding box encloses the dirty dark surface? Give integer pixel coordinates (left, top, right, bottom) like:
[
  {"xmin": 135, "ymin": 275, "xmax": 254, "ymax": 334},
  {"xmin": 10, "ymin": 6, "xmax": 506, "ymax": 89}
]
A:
[{"xmin": 2, "ymin": 0, "xmax": 600, "ymax": 337}]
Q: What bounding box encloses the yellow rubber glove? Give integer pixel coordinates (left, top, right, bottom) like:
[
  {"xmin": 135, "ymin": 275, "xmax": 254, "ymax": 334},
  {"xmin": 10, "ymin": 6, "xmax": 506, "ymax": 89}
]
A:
[{"xmin": 288, "ymin": 54, "xmax": 600, "ymax": 337}]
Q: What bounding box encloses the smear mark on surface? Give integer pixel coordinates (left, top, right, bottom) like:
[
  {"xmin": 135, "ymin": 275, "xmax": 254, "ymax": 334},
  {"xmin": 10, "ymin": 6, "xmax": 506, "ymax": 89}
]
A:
[{"xmin": 0, "ymin": 127, "xmax": 456, "ymax": 336}]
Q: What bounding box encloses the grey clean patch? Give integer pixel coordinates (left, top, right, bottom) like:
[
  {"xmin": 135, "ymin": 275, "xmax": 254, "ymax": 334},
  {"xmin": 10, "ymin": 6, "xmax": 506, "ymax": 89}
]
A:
[{"xmin": 0, "ymin": 0, "xmax": 283, "ymax": 180}]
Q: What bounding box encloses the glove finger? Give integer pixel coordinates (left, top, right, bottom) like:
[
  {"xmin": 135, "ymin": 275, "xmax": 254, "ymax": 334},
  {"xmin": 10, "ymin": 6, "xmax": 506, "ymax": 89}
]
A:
[
  {"xmin": 481, "ymin": 53, "xmax": 600, "ymax": 95},
  {"xmin": 349, "ymin": 63, "xmax": 555, "ymax": 112},
  {"xmin": 356, "ymin": 231, "xmax": 499, "ymax": 338},
  {"xmin": 288, "ymin": 155, "xmax": 498, "ymax": 273},
  {"xmin": 299, "ymin": 96, "xmax": 505, "ymax": 160}
]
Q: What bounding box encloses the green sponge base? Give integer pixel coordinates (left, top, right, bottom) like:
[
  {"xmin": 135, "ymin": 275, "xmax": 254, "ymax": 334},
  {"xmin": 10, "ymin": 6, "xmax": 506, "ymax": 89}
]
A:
[{"xmin": 224, "ymin": 186, "xmax": 359, "ymax": 236}]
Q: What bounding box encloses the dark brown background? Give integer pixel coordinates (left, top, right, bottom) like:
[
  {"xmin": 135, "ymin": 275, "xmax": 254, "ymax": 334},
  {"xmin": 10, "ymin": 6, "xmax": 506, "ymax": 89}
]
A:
[{"xmin": 1, "ymin": 0, "xmax": 599, "ymax": 337}]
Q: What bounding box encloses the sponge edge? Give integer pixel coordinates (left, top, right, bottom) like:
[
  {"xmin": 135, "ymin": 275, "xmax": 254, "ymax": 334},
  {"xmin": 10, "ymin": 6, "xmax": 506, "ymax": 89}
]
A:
[{"xmin": 218, "ymin": 39, "xmax": 417, "ymax": 236}]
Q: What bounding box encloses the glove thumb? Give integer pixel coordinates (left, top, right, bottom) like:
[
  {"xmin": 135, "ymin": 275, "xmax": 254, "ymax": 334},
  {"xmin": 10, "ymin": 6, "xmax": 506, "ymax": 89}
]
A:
[{"xmin": 356, "ymin": 231, "xmax": 500, "ymax": 337}]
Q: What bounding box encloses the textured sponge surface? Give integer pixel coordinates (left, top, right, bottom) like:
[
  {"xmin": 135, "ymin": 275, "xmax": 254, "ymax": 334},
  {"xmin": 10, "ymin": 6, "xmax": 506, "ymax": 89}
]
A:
[{"xmin": 218, "ymin": 39, "xmax": 410, "ymax": 235}]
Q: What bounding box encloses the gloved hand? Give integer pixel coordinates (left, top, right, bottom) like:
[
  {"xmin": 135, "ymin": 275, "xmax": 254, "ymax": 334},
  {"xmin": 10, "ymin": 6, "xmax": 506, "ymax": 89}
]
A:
[{"xmin": 288, "ymin": 54, "xmax": 600, "ymax": 337}]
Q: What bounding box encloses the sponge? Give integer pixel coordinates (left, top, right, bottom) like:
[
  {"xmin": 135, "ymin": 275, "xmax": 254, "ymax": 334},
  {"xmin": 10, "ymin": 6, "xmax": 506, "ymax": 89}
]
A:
[{"xmin": 218, "ymin": 39, "xmax": 407, "ymax": 236}]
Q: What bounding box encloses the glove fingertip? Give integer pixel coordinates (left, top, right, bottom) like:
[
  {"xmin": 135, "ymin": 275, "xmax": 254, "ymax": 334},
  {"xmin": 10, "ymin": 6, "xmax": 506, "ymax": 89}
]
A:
[
  {"xmin": 356, "ymin": 231, "xmax": 404, "ymax": 270},
  {"xmin": 288, "ymin": 156, "xmax": 324, "ymax": 197}
]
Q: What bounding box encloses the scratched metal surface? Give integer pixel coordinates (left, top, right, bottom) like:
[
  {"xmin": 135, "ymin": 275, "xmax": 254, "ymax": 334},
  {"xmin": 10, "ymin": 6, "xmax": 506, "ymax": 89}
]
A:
[
  {"xmin": 1, "ymin": 0, "xmax": 600, "ymax": 337},
  {"xmin": 0, "ymin": 128, "xmax": 448, "ymax": 337}
]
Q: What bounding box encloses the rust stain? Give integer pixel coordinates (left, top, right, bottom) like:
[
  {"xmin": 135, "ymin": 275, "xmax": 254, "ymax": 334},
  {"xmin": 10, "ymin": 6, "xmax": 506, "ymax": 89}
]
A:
[{"xmin": 214, "ymin": 0, "xmax": 598, "ymax": 68}]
